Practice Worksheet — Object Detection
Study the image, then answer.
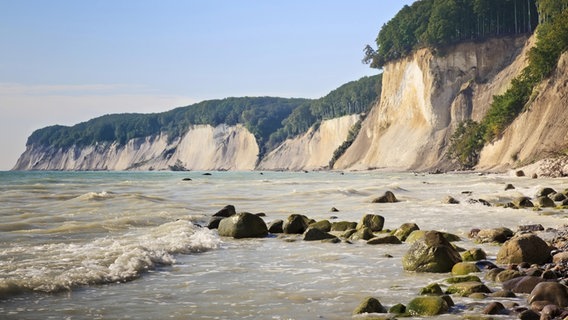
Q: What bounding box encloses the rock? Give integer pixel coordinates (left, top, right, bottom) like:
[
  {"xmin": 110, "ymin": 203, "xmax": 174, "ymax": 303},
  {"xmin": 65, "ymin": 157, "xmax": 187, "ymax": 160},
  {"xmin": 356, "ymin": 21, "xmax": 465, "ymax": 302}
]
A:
[
  {"xmin": 467, "ymin": 198, "xmax": 491, "ymax": 206},
  {"xmin": 213, "ymin": 205, "xmax": 237, "ymax": 217},
  {"xmin": 341, "ymin": 229, "xmax": 357, "ymax": 239},
  {"xmin": 356, "ymin": 214, "xmax": 385, "ymax": 232},
  {"xmin": 512, "ymin": 197, "xmax": 534, "ymax": 208},
  {"xmin": 367, "ymin": 235, "xmax": 402, "ymax": 245},
  {"xmin": 551, "ymin": 192, "xmax": 567, "ymax": 202},
  {"xmin": 419, "ymin": 283, "xmax": 443, "ymax": 295},
  {"xmin": 217, "ymin": 212, "xmax": 268, "ymax": 239},
  {"xmin": 330, "ymin": 207, "xmax": 339, "ymax": 212},
  {"xmin": 536, "ymin": 187, "xmax": 556, "ymax": 197},
  {"xmin": 402, "ymin": 231, "xmax": 462, "ymax": 273},
  {"xmin": 483, "ymin": 301, "xmax": 507, "ymax": 315},
  {"xmin": 496, "ymin": 234, "xmax": 552, "ymax": 265},
  {"xmin": 442, "ymin": 196, "xmax": 460, "ymax": 204},
  {"xmin": 182, "ymin": 177, "xmax": 192, "ymax": 181},
  {"xmin": 267, "ymin": 219, "xmax": 284, "ymax": 233},
  {"xmin": 535, "ymin": 196, "xmax": 556, "ymax": 208},
  {"xmin": 496, "ymin": 269, "xmax": 522, "ymax": 283},
  {"xmin": 451, "ymin": 262, "xmax": 480, "ymax": 275},
  {"xmin": 461, "ymin": 248, "xmax": 487, "ymax": 261},
  {"xmin": 352, "ymin": 296, "xmax": 387, "ymax": 315},
  {"xmin": 330, "ymin": 221, "xmax": 357, "ymax": 232},
  {"xmin": 528, "ymin": 282, "xmax": 568, "ymax": 307},
  {"xmin": 283, "ymin": 214, "xmax": 311, "ymax": 234},
  {"xmin": 517, "ymin": 224, "xmax": 544, "ymax": 232},
  {"xmin": 532, "ymin": 173, "xmax": 538, "ymax": 179},
  {"xmin": 553, "ymin": 251, "xmax": 568, "ymax": 264},
  {"xmin": 406, "ymin": 296, "xmax": 449, "ymax": 316},
  {"xmin": 502, "ymin": 276, "xmax": 547, "ymax": 294},
  {"xmin": 303, "ymin": 227, "xmax": 338, "ymax": 241},
  {"xmin": 485, "ymin": 267, "xmax": 505, "ymax": 281},
  {"xmin": 406, "ymin": 230, "xmax": 460, "ymax": 243},
  {"xmin": 490, "ymin": 290, "xmax": 516, "ymax": 298},
  {"xmin": 207, "ymin": 216, "xmax": 224, "ymax": 229},
  {"xmin": 393, "ymin": 222, "xmax": 420, "ymax": 241},
  {"xmin": 505, "ymin": 183, "xmax": 515, "ymax": 190},
  {"xmin": 308, "ymin": 220, "xmax": 331, "ymax": 232},
  {"xmin": 446, "ymin": 281, "xmax": 492, "ymax": 296},
  {"xmin": 518, "ymin": 310, "xmax": 540, "ymax": 320},
  {"xmin": 475, "ymin": 227, "xmax": 514, "ymax": 243},
  {"xmin": 445, "ymin": 275, "xmax": 482, "ymax": 284},
  {"xmin": 350, "ymin": 227, "xmax": 374, "ymax": 241},
  {"xmin": 541, "ymin": 304, "xmax": 562, "ymax": 318},
  {"xmin": 515, "ymin": 170, "xmax": 525, "ymax": 177},
  {"xmin": 372, "ymin": 191, "xmax": 398, "ymax": 203},
  {"xmin": 388, "ymin": 303, "xmax": 406, "ymax": 314}
]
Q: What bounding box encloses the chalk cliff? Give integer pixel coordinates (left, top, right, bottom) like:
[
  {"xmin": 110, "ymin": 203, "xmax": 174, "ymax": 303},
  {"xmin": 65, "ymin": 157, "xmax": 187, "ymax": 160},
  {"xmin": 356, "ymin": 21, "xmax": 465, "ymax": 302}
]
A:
[
  {"xmin": 334, "ymin": 36, "xmax": 530, "ymax": 171},
  {"xmin": 258, "ymin": 114, "xmax": 360, "ymax": 171},
  {"xmin": 13, "ymin": 124, "xmax": 259, "ymax": 171}
]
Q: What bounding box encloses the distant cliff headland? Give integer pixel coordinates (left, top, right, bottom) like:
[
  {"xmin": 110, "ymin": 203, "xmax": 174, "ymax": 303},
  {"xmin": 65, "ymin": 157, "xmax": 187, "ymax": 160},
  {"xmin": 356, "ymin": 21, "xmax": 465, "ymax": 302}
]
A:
[{"xmin": 14, "ymin": 0, "xmax": 568, "ymax": 175}]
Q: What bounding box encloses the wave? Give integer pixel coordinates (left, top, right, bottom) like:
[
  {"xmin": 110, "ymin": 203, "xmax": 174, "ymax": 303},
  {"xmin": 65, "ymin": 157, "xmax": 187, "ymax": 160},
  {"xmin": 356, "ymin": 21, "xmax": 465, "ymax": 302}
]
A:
[
  {"xmin": 75, "ymin": 191, "xmax": 116, "ymax": 201},
  {"xmin": 0, "ymin": 221, "xmax": 220, "ymax": 298}
]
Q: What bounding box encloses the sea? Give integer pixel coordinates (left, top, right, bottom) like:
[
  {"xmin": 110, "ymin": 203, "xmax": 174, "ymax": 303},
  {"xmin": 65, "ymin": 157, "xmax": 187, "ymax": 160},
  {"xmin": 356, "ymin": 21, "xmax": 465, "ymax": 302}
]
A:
[{"xmin": 1, "ymin": 170, "xmax": 567, "ymax": 319}]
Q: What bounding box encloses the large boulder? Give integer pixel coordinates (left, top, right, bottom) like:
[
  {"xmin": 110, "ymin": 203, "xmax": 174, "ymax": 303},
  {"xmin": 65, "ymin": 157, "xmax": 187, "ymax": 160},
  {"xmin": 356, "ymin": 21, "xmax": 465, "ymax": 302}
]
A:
[
  {"xmin": 528, "ymin": 282, "xmax": 568, "ymax": 307},
  {"xmin": 474, "ymin": 227, "xmax": 514, "ymax": 243},
  {"xmin": 283, "ymin": 214, "xmax": 312, "ymax": 234},
  {"xmin": 446, "ymin": 281, "xmax": 492, "ymax": 296},
  {"xmin": 535, "ymin": 196, "xmax": 555, "ymax": 208},
  {"xmin": 451, "ymin": 262, "xmax": 480, "ymax": 275},
  {"xmin": 502, "ymin": 276, "xmax": 547, "ymax": 294},
  {"xmin": 350, "ymin": 227, "xmax": 374, "ymax": 241},
  {"xmin": 402, "ymin": 231, "xmax": 462, "ymax": 273},
  {"xmin": 356, "ymin": 214, "xmax": 385, "ymax": 232},
  {"xmin": 217, "ymin": 212, "xmax": 268, "ymax": 238},
  {"xmin": 496, "ymin": 234, "xmax": 552, "ymax": 265},
  {"xmin": 309, "ymin": 220, "xmax": 332, "ymax": 232}
]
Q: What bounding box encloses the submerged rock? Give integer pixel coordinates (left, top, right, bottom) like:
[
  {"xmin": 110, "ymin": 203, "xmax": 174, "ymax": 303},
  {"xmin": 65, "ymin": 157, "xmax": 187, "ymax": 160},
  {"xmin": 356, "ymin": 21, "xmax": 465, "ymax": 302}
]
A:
[
  {"xmin": 367, "ymin": 235, "xmax": 402, "ymax": 245},
  {"xmin": 217, "ymin": 212, "xmax": 268, "ymax": 239},
  {"xmin": 267, "ymin": 219, "xmax": 284, "ymax": 233},
  {"xmin": 372, "ymin": 191, "xmax": 398, "ymax": 203},
  {"xmin": 213, "ymin": 205, "xmax": 237, "ymax": 217},
  {"xmin": 303, "ymin": 227, "xmax": 338, "ymax": 241},
  {"xmin": 352, "ymin": 296, "xmax": 387, "ymax": 315},
  {"xmin": 283, "ymin": 214, "xmax": 312, "ymax": 234},
  {"xmin": 356, "ymin": 214, "xmax": 385, "ymax": 232},
  {"xmin": 393, "ymin": 222, "xmax": 420, "ymax": 241}
]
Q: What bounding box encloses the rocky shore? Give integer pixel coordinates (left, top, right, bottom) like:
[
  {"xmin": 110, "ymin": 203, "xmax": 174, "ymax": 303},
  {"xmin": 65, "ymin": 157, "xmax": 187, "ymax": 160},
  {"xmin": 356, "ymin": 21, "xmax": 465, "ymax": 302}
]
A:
[{"xmin": 204, "ymin": 184, "xmax": 568, "ymax": 319}]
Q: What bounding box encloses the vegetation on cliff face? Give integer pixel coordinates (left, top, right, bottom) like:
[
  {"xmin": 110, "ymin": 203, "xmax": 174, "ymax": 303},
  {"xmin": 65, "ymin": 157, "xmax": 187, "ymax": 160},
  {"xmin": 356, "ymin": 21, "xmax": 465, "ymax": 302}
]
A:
[
  {"xmin": 364, "ymin": 0, "xmax": 539, "ymax": 69},
  {"xmin": 27, "ymin": 75, "xmax": 381, "ymax": 159},
  {"xmin": 448, "ymin": 0, "xmax": 568, "ymax": 168}
]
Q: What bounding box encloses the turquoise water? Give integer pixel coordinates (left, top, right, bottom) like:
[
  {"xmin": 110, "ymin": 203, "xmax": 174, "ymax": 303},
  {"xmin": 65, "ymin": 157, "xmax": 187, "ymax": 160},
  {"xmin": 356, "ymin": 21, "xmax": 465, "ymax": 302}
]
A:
[{"xmin": 0, "ymin": 170, "xmax": 567, "ymax": 319}]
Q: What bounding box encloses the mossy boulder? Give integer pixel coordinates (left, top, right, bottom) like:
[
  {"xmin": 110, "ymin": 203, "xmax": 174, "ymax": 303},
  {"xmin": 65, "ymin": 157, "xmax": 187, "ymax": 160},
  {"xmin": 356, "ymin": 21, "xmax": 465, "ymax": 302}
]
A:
[
  {"xmin": 217, "ymin": 212, "xmax": 268, "ymax": 238},
  {"xmin": 407, "ymin": 296, "xmax": 449, "ymax": 316},
  {"xmin": 330, "ymin": 221, "xmax": 357, "ymax": 232},
  {"xmin": 283, "ymin": 214, "xmax": 312, "ymax": 234},
  {"xmin": 406, "ymin": 230, "xmax": 460, "ymax": 243},
  {"xmin": 388, "ymin": 303, "xmax": 406, "ymax": 314},
  {"xmin": 461, "ymin": 248, "xmax": 487, "ymax": 261},
  {"xmin": 367, "ymin": 235, "xmax": 402, "ymax": 245},
  {"xmin": 357, "ymin": 214, "xmax": 385, "ymax": 232},
  {"xmin": 496, "ymin": 234, "xmax": 552, "ymax": 265},
  {"xmin": 446, "ymin": 281, "xmax": 492, "ymax": 296},
  {"xmin": 402, "ymin": 231, "xmax": 462, "ymax": 273},
  {"xmin": 393, "ymin": 222, "xmax": 420, "ymax": 241},
  {"xmin": 352, "ymin": 296, "xmax": 387, "ymax": 315},
  {"xmin": 350, "ymin": 227, "xmax": 374, "ymax": 241},
  {"xmin": 451, "ymin": 262, "xmax": 480, "ymax": 275},
  {"xmin": 419, "ymin": 283, "xmax": 443, "ymax": 295},
  {"xmin": 308, "ymin": 220, "xmax": 331, "ymax": 232},
  {"xmin": 445, "ymin": 275, "xmax": 482, "ymax": 284}
]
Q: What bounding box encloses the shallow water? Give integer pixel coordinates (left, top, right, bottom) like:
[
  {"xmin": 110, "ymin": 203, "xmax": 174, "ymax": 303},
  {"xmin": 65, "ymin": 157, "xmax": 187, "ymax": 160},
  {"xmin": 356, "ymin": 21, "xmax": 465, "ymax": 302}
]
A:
[{"xmin": 1, "ymin": 170, "xmax": 567, "ymax": 319}]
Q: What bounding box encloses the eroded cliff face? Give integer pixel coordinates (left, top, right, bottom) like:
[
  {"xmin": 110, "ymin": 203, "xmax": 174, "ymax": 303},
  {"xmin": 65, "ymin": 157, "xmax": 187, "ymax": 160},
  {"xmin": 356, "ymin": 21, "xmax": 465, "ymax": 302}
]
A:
[
  {"xmin": 14, "ymin": 124, "xmax": 259, "ymax": 171},
  {"xmin": 477, "ymin": 51, "xmax": 568, "ymax": 174},
  {"xmin": 334, "ymin": 36, "xmax": 529, "ymax": 171},
  {"xmin": 258, "ymin": 114, "xmax": 360, "ymax": 171}
]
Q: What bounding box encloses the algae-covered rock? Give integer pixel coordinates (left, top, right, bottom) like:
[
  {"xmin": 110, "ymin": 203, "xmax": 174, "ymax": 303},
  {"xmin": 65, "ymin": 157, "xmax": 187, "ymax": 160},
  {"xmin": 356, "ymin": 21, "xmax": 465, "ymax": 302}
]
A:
[
  {"xmin": 406, "ymin": 230, "xmax": 460, "ymax": 243},
  {"xmin": 330, "ymin": 221, "xmax": 357, "ymax": 232},
  {"xmin": 217, "ymin": 212, "xmax": 268, "ymax": 239},
  {"xmin": 308, "ymin": 220, "xmax": 331, "ymax": 232},
  {"xmin": 406, "ymin": 296, "xmax": 449, "ymax": 316},
  {"xmin": 451, "ymin": 262, "xmax": 480, "ymax": 275},
  {"xmin": 367, "ymin": 235, "xmax": 402, "ymax": 245},
  {"xmin": 461, "ymin": 248, "xmax": 487, "ymax": 261},
  {"xmin": 357, "ymin": 214, "xmax": 385, "ymax": 232},
  {"xmin": 446, "ymin": 281, "xmax": 492, "ymax": 296},
  {"xmin": 445, "ymin": 275, "xmax": 482, "ymax": 284},
  {"xmin": 393, "ymin": 222, "xmax": 419, "ymax": 241},
  {"xmin": 419, "ymin": 283, "xmax": 443, "ymax": 295},
  {"xmin": 402, "ymin": 231, "xmax": 462, "ymax": 273},
  {"xmin": 350, "ymin": 227, "xmax": 374, "ymax": 241},
  {"xmin": 352, "ymin": 296, "xmax": 387, "ymax": 315},
  {"xmin": 388, "ymin": 303, "xmax": 406, "ymax": 314},
  {"xmin": 496, "ymin": 234, "xmax": 551, "ymax": 265}
]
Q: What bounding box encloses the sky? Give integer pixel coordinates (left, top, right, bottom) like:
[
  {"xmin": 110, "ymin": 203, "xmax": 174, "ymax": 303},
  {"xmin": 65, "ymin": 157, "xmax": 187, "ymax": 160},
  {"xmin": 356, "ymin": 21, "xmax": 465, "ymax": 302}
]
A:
[{"xmin": 0, "ymin": 0, "xmax": 414, "ymax": 170}]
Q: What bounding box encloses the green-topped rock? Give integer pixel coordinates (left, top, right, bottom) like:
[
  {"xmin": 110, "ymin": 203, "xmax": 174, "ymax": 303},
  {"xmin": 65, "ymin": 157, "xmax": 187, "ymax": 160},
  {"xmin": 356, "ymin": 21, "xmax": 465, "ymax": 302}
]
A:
[
  {"xmin": 445, "ymin": 275, "xmax": 482, "ymax": 284},
  {"xmin": 451, "ymin": 262, "xmax": 480, "ymax": 275},
  {"xmin": 419, "ymin": 283, "xmax": 443, "ymax": 295},
  {"xmin": 393, "ymin": 222, "xmax": 419, "ymax": 241},
  {"xmin": 407, "ymin": 296, "xmax": 449, "ymax": 316},
  {"xmin": 308, "ymin": 220, "xmax": 331, "ymax": 232},
  {"xmin": 388, "ymin": 303, "xmax": 406, "ymax": 314},
  {"xmin": 357, "ymin": 214, "xmax": 385, "ymax": 232},
  {"xmin": 352, "ymin": 296, "xmax": 387, "ymax": 315},
  {"xmin": 461, "ymin": 248, "xmax": 487, "ymax": 261},
  {"xmin": 402, "ymin": 231, "xmax": 462, "ymax": 273},
  {"xmin": 406, "ymin": 230, "xmax": 460, "ymax": 243},
  {"xmin": 350, "ymin": 227, "xmax": 374, "ymax": 241},
  {"xmin": 367, "ymin": 235, "xmax": 402, "ymax": 245},
  {"xmin": 446, "ymin": 281, "xmax": 491, "ymax": 296},
  {"xmin": 330, "ymin": 221, "xmax": 357, "ymax": 232}
]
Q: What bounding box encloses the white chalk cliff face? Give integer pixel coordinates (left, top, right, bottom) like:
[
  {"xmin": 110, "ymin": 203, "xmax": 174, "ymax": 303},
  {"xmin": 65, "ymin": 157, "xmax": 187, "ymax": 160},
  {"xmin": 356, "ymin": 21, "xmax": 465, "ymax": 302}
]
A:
[
  {"xmin": 334, "ymin": 36, "xmax": 529, "ymax": 171},
  {"xmin": 258, "ymin": 114, "xmax": 360, "ymax": 171},
  {"xmin": 14, "ymin": 124, "xmax": 260, "ymax": 171}
]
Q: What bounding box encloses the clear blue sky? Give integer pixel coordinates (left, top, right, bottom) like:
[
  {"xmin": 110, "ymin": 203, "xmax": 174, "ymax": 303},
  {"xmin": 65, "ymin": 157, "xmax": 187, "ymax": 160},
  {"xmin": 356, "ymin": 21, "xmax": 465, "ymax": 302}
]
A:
[{"xmin": 0, "ymin": 0, "xmax": 414, "ymax": 170}]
